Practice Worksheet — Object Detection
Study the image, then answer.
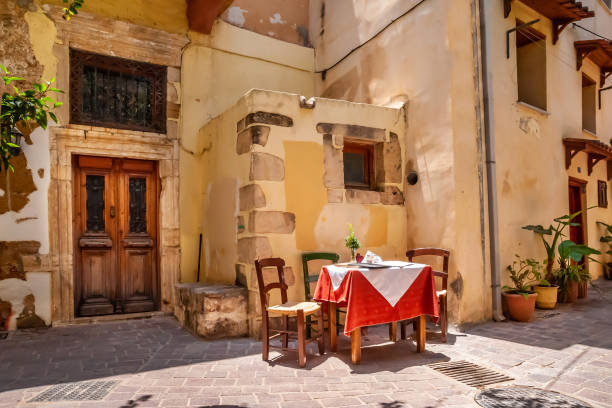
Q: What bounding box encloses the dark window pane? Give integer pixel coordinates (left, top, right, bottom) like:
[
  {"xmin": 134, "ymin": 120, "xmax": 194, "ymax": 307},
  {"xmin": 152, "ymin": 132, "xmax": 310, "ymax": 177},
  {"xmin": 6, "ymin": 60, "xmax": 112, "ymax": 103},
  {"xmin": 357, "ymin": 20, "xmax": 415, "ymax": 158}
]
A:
[
  {"xmin": 129, "ymin": 178, "xmax": 147, "ymax": 233},
  {"xmin": 86, "ymin": 175, "xmax": 105, "ymax": 232},
  {"xmin": 344, "ymin": 152, "xmax": 366, "ymax": 184}
]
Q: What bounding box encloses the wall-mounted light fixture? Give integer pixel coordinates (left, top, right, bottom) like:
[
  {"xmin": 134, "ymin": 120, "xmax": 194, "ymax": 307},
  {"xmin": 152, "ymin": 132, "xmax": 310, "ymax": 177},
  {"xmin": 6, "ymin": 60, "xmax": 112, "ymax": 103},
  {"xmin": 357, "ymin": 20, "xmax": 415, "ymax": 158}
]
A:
[{"xmin": 406, "ymin": 171, "xmax": 419, "ymax": 185}]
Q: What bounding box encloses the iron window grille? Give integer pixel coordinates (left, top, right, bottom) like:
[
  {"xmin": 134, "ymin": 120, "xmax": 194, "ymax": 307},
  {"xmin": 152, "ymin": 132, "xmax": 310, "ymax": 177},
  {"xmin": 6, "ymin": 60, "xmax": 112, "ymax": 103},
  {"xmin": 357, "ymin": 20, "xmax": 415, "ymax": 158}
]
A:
[{"xmin": 70, "ymin": 49, "xmax": 166, "ymax": 133}]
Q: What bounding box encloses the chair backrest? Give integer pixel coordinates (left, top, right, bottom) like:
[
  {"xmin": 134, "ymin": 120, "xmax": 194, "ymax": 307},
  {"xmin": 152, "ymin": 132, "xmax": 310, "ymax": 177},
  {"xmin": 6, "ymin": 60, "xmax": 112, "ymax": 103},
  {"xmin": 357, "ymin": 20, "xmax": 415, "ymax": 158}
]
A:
[
  {"xmin": 406, "ymin": 248, "xmax": 450, "ymax": 290},
  {"xmin": 301, "ymin": 252, "xmax": 340, "ymax": 300},
  {"xmin": 254, "ymin": 258, "xmax": 288, "ymax": 313}
]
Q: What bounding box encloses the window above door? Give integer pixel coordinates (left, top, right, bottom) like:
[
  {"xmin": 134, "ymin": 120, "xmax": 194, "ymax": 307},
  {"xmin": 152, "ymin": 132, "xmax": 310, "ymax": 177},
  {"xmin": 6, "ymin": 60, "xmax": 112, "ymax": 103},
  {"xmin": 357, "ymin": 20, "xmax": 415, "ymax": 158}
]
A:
[{"xmin": 69, "ymin": 49, "xmax": 167, "ymax": 133}]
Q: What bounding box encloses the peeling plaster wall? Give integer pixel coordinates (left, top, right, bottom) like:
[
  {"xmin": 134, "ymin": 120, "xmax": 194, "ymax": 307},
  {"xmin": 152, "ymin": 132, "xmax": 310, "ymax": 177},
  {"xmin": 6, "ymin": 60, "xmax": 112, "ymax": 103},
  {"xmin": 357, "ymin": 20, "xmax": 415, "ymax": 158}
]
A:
[
  {"xmin": 179, "ymin": 21, "xmax": 315, "ymax": 283},
  {"xmin": 222, "ymin": 0, "xmax": 311, "ymax": 46},
  {"xmin": 197, "ymin": 89, "xmax": 407, "ymax": 336},
  {"xmin": 492, "ymin": 0, "xmax": 612, "ymax": 281},
  {"xmin": 309, "ymin": 0, "xmax": 488, "ymax": 324},
  {"xmin": 0, "ymin": 1, "xmax": 56, "ymax": 330}
]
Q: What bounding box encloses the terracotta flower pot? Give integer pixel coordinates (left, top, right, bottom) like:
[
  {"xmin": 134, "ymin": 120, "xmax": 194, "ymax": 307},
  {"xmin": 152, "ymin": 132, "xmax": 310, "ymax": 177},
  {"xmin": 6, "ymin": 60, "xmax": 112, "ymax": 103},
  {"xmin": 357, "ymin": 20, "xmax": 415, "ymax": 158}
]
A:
[
  {"xmin": 533, "ymin": 285, "xmax": 558, "ymax": 309},
  {"xmin": 502, "ymin": 292, "xmax": 537, "ymax": 322},
  {"xmin": 558, "ymin": 281, "xmax": 579, "ymax": 303},
  {"xmin": 578, "ymin": 281, "xmax": 588, "ymax": 299}
]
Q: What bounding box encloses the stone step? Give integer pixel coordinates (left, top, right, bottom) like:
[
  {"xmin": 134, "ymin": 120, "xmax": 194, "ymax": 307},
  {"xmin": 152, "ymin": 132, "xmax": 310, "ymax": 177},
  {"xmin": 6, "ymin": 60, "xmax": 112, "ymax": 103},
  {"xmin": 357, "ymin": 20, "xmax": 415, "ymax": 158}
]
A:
[{"xmin": 174, "ymin": 283, "xmax": 248, "ymax": 339}]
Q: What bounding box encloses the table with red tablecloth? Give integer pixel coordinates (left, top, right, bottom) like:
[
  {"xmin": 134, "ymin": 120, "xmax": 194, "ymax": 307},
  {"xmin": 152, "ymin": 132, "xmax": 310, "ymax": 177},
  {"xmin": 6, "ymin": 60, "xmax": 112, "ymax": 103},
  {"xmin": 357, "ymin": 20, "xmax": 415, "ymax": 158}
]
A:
[{"xmin": 313, "ymin": 262, "xmax": 439, "ymax": 363}]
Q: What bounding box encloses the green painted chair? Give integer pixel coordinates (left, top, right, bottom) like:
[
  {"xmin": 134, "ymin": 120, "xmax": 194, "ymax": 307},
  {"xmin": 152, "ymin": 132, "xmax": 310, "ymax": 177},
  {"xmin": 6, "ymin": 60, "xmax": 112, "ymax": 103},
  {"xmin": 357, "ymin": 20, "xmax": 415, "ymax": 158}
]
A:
[{"xmin": 301, "ymin": 252, "xmax": 343, "ymax": 336}]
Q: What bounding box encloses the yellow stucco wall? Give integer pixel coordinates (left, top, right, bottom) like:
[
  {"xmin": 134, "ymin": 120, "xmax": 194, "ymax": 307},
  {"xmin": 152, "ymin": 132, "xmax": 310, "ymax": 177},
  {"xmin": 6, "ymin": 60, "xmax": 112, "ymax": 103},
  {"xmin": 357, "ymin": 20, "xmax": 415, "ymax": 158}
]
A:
[
  {"xmin": 41, "ymin": 0, "xmax": 188, "ymax": 34},
  {"xmin": 309, "ymin": 0, "xmax": 489, "ymax": 323},
  {"xmin": 179, "ymin": 22, "xmax": 316, "ymax": 283},
  {"xmin": 492, "ymin": 0, "xmax": 612, "ymax": 282},
  {"xmin": 197, "ymin": 90, "xmax": 407, "ymax": 316}
]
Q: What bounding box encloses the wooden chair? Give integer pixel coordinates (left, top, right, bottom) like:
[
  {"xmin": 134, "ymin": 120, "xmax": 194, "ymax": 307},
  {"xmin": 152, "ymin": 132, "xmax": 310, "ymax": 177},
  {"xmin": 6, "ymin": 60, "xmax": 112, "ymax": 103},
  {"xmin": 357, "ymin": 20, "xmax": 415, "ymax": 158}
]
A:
[
  {"xmin": 301, "ymin": 252, "xmax": 342, "ymax": 336},
  {"xmin": 400, "ymin": 248, "xmax": 449, "ymax": 343},
  {"xmin": 255, "ymin": 257, "xmax": 325, "ymax": 368}
]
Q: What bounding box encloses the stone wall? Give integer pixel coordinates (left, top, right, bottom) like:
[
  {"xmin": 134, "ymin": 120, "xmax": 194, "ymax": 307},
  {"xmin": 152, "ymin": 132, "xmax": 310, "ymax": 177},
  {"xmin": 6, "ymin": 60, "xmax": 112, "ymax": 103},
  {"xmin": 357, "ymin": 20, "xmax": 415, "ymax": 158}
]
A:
[{"xmin": 197, "ymin": 90, "xmax": 407, "ymax": 337}]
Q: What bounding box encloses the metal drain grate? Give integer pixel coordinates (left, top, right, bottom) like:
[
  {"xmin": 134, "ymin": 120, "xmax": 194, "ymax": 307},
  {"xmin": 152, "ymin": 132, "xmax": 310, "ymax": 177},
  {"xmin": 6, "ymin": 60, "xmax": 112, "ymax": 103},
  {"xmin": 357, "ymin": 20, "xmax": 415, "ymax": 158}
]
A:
[
  {"xmin": 475, "ymin": 386, "xmax": 592, "ymax": 408},
  {"xmin": 29, "ymin": 380, "xmax": 118, "ymax": 402},
  {"xmin": 429, "ymin": 361, "xmax": 513, "ymax": 388}
]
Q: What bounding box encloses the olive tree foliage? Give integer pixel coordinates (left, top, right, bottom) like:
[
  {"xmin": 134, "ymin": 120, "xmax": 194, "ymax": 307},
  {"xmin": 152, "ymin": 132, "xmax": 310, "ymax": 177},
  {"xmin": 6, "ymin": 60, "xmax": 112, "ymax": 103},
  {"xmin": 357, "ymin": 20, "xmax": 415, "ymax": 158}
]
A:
[{"xmin": 0, "ymin": 0, "xmax": 85, "ymax": 172}]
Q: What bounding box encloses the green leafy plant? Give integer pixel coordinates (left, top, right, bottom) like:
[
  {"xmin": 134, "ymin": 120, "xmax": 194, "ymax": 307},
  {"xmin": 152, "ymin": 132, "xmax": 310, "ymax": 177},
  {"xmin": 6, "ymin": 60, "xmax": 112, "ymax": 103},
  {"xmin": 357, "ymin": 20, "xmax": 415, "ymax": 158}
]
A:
[
  {"xmin": 344, "ymin": 224, "xmax": 361, "ymax": 260},
  {"xmin": 62, "ymin": 0, "xmax": 85, "ymax": 20},
  {"xmin": 555, "ymin": 240, "xmax": 598, "ymax": 300},
  {"xmin": 597, "ymin": 221, "xmax": 612, "ymax": 278},
  {"xmin": 523, "ymin": 209, "xmax": 596, "ymax": 281},
  {"xmin": 503, "ymin": 255, "xmax": 547, "ymax": 298},
  {"xmin": 555, "ymin": 263, "xmax": 585, "ymax": 300},
  {"xmin": 1, "ymin": 65, "xmax": 63, "ymax": 172}
]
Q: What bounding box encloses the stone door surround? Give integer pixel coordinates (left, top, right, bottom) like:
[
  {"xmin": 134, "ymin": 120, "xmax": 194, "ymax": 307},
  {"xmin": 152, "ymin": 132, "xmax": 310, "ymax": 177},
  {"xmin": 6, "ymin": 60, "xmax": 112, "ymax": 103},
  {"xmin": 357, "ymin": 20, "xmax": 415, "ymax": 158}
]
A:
[{"xmin": 49, "ymin": 126, "xmax": 180, "ymax": 323}]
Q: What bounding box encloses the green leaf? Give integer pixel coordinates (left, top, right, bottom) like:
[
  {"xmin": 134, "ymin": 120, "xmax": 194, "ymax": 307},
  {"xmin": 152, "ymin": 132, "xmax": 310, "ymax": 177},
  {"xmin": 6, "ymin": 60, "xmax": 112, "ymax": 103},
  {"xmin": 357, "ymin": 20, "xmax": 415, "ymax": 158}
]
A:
[
  {"xmin": 523, "ymin": 225, "xmax": 552, "ymax": 235},
  {"xmin": 0, "ymin": 65, "xmax": 8, "ymax": 74},
  {"xmin": 48, "ymin": 112, "xmax": 58, "ymax": 124}
]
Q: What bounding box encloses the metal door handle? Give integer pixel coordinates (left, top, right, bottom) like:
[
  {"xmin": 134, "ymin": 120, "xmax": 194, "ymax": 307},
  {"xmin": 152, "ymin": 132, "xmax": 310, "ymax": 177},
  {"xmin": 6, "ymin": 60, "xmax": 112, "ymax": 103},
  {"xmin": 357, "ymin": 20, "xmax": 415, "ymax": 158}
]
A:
[{"xmin": 110, "ymin": 206, "xmax": 116, "ymax": 218}]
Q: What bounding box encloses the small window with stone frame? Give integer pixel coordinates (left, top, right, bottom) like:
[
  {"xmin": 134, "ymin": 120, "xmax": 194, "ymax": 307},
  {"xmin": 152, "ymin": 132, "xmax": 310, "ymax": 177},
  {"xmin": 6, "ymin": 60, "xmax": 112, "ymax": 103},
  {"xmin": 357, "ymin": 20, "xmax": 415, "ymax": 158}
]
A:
[{"xmin": 343, "ymin": 141, "xmax": 375, "ymax": 190}]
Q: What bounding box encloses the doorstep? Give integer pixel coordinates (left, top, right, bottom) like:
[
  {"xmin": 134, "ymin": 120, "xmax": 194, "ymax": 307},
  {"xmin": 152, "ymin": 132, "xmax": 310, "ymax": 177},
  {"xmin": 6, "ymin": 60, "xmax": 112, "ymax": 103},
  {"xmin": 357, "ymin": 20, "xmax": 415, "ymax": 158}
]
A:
[{"xmin": 53, "ymin": 310, "xmax": 172, "ymax": 327}]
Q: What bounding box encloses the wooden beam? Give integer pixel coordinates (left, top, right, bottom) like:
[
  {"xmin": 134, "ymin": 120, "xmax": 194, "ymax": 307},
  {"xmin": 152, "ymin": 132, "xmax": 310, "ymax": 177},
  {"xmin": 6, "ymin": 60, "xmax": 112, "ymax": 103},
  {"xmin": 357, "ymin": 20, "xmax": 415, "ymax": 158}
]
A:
[
  {"xmin": 504, "ymin": 0, "xmax": 512, "ymax": 18},
  {"xmin": 608, "ymin": 159, "xmax": 612, "ymax": 181},
  {"xmin": 588, "ymin": 152, "xmax": 606, "ymax": 175},
  {"xmin": 187, "ymin": 0, "xmax": 233, "ymax": 34},
  {"xmin": 553, "ymin": 18, "xmax": 574, "ymax": 45}
]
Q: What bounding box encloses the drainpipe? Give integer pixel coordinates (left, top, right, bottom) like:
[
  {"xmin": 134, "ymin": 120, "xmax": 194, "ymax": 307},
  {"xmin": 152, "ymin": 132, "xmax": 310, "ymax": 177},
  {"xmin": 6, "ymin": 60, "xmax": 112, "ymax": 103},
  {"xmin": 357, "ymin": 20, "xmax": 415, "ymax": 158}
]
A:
[{"xmin": 478, "ymin": 0, "xmax": 505, "ymax": 321}]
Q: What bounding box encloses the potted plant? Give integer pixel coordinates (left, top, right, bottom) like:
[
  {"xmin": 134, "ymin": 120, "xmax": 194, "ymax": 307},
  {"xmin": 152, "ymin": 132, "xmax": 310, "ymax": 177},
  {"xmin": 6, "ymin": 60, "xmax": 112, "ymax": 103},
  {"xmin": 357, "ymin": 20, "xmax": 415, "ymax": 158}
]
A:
[
  {"xmin": 532, "ymin": 260, "xmax": 559, "ymax": 309},
  {"xmin": 502, "ymin": 255, "xmax": 543, "ymax": 322},
  {"xmin": 577, "ymin": 266, "xmax": 591, "ymax": 299},
  {"xmin": 597, "ymin": 221, "xmax": 612, "ymax": 280},
  {"xmin": 344, "ymin": 224, "xmax": 360, "ymax": 262},
  {"xmin": 555, "ymin": 240, "xmax": 599, "ymax": 303},
  {"xmin": 523, "ymin": 210, "xmax": 585, "ymax": 282}
]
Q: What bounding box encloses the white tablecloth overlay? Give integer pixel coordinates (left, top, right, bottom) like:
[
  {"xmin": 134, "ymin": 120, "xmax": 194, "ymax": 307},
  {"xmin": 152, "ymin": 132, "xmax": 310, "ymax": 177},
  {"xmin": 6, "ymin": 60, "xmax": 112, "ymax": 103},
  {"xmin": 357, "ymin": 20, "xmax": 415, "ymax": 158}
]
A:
[{"xmin": 325, "ymin": 261, "xmax": 427, "ymax": 307}]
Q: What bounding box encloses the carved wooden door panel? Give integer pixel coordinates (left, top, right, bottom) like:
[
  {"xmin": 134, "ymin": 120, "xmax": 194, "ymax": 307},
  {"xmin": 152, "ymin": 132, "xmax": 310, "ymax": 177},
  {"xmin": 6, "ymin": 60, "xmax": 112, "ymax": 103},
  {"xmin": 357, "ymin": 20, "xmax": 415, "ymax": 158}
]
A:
[
  {"xmin": 118, "ymin": 160, "xmax": 158, "ymax": 313},
  {"xmin": 74, "ymin": 156, "xmax": 159, "ymax": 317}
]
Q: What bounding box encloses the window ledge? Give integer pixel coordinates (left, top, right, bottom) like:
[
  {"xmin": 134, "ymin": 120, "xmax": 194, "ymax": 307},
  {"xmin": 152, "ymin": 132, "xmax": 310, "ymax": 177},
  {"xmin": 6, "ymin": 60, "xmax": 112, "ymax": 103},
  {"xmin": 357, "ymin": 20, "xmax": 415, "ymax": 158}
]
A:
[
  {"xmin": 582, "ymin": 129, "xmax": 598, "ymax": 138},
  {"xmin": 517, "ymin": 101, "xmax": 550, "ymax": 116}
]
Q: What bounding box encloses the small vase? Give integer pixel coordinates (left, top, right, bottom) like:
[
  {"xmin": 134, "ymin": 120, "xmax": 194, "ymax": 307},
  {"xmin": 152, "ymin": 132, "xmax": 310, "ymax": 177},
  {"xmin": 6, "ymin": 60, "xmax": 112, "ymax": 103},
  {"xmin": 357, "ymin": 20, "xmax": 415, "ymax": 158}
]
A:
[{"xmin": 350, "ymin": 248, "xmax": 356, "ymax": 263}]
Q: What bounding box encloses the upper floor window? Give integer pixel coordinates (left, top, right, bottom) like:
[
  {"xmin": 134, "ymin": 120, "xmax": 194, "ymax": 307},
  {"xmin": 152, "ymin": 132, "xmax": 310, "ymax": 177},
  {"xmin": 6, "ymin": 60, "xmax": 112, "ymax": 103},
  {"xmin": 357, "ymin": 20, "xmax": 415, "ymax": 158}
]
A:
[
  {"xmin": 516, "ymin": 21, "xmax": 547, "ymax": 111},
  {"xmin": 343, "ymin": 142, "xmax": 374, "ymax": 190},
  {"xmin": 582, "ymin": 74, "xmax": 596, "ymax": 134},
  {"xmin": 70, "ymin": 49, "xmax": 166, "ymax": 133},
  {"xmin": 603, "ymin": 0, "xmax": 612, "ymax": 10},
  {"xmin": 599, "ymin": 180, "xmax": 608, "ymax": 208}
]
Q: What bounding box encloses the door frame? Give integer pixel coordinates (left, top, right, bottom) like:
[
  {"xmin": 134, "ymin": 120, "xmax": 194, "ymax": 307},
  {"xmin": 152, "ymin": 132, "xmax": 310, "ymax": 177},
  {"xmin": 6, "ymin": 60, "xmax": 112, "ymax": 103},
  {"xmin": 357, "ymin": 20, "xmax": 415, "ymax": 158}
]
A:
[
  {"xmin": 49, "ymin": 126, "xmax": 179, "ymax": 323},
  {"xmin": 568, "ymin": 176, "xmax": 588, "ymax": 246},
  {"xmin": 72, "ymin": 155, "xmax": 161, "ymax": 316}
]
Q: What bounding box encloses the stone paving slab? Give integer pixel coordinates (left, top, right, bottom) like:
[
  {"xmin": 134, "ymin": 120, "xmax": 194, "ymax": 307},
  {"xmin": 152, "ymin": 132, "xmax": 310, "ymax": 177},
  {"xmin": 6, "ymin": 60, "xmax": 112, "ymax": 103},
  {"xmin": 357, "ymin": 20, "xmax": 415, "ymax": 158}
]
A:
[{"xmin": 1, "ymin": 279, "xmax": 611, "ymax": 408}]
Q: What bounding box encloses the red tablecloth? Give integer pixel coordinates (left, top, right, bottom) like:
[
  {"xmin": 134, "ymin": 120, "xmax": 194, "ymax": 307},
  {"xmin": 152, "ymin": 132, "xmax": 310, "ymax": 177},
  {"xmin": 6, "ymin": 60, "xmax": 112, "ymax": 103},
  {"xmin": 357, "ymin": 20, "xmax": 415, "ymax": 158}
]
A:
[{"xmin": 313, "ymin": 265, "xmax": 439, "ymax": 335}]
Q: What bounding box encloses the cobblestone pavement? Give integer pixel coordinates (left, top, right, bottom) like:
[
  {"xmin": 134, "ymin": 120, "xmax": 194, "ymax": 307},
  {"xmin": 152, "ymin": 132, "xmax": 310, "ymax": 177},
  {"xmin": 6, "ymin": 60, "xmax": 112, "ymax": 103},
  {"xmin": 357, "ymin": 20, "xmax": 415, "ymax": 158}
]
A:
[{"xmin": 1, "ymin": 279, "xmax": 611, "ymax": 408}]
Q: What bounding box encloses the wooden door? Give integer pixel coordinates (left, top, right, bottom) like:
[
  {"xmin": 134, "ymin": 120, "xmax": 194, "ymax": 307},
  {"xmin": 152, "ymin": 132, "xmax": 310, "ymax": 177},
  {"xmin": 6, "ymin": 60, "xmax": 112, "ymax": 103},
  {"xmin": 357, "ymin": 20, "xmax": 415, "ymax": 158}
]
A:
[
  {"xmin": 568, "ymin": 178, "xmax": 587, "ymax": 246},
  {"xmin": 74, "ymin": 156, "xmax": 159, "ymax": 317}
]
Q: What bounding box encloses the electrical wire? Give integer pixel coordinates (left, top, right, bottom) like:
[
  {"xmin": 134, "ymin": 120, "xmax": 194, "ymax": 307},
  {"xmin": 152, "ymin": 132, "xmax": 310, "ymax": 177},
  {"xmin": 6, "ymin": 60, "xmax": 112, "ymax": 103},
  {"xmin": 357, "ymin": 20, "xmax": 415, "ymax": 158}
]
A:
[
  {"xmin": 572, "ymin": 23, "xmax": 612, "ymax": 42},
  {"xmin": 514, "ymin": 26, "xmax": 577, "ymax": 71},
  {"xmin": 315, "ymin": 0, "xmax": 428, "ymax": 76}
]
